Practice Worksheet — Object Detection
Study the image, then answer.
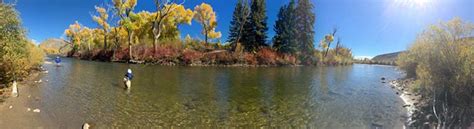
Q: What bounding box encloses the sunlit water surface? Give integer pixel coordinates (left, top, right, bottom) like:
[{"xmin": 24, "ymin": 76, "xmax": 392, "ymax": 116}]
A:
[{"xmin": 34, "ymin": 57, "xmax": 406, "ymax": 128}]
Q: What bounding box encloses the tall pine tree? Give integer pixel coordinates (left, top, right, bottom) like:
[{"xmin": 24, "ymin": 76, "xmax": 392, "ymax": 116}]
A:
[
  {"xmin": 242, "ymin": 0, "xmax": 268, "ymax": 52},
  {"xmin": 296, "ymin": 0, "xmax": 316, "ymax": 56},
  {"xmin": 227, "ymin": 0, "xmax": 250, "ymax": 51},
  {"xmin": 273, "ymin": 0, "xmax": 297, "ymax": 54}
]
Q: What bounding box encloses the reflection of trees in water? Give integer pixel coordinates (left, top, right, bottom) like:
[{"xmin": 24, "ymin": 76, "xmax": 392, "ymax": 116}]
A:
[
  {"xmin": 333, "ymin": 66, "xmax": 351, "ymax": 87},
  {"xmin": 319, "ymin": 67, "xmax": 329, "ymax": 96}
]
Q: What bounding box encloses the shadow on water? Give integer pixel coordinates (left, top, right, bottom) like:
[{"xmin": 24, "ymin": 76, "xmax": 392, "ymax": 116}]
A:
[{"xmin": 36, "ymin": 58, "xmax": 406, "ymax": 128}]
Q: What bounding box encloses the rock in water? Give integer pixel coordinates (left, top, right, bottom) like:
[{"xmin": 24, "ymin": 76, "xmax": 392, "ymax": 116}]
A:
[
  {"xmin": 381, "ymin": 77, "xmax": 386, "ymax": 80},
  {"xmin": 83, "ymin": 123, "xmax": 90, "ymax": 129},
  {"xmin": 11, "ymin": 81, "xmax": 18, "ymax": 97},
  {"xmin": 33, "ymin": 109, "xmax": 40, "ymax": 113}
]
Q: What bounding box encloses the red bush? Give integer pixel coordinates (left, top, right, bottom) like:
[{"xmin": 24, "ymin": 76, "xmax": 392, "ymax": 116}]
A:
[
  {"xmin": 112, "ymin": 48, "xmax": 130, "ymax": 61},
  {"xmin": 215, "ymin": 51, "xmax": 236, "ymax": 64},
  {"xmin": 181, "ymin": 49, "xmax": 203, "ymax": 64},
  {"xmin": 243, "ymin": 53, "xmax": 257, "ymax": 65},
  {"xmin": 256, "ymin": 48, "xmax": 278, "ymax": 65},
  {"xmin": 153, "ymin": 46, "xmax": 180, "ymax": 60},
  {"xmin": 278, "ymin": 54, "xmax": 297, "ymax": 65}
]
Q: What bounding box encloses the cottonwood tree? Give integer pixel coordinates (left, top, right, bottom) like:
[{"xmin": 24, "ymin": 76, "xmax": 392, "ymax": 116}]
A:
[
  {"xmin": 79, "ymin": 27, "xmax": 93, "ymax": 51},
  {"xmin": 323, "ymin": 28, "xmax": 337, "ymax": 57},
  {"xmin": 151, "ymin": 0, "xmax": 193, "ymax": 53},
  {"xmin": 64, "ymin": 21, "xmax": 82, "ymax": 54},
  {"xmin": 194, "ymin": 3, "xmax": 221, "ymax": 45},
  {"xmin": 92, "ymin": 6, "xmax": 110, "ymax": 50},
  {"xmin": 112, "ymin": 0, "xmax": 137, "ymax": 61}
]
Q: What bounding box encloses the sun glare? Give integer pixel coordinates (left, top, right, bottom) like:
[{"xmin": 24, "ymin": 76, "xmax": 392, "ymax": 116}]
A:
[{"xmin": 395, "ymin": 0, "xmax": 433, "ymax": 9}]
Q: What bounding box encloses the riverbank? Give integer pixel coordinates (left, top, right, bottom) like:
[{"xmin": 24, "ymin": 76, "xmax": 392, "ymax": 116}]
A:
[
  {"xmin": 0, "ymin": 69, "xmax": 56, "ymax": 128},
  {"xmin": 65, "ymin": 46, "xmax": 354, "ymax": 67},
  {"xmin": 387, "ymin": 79, "xmax": 423, "ymax": 127}
]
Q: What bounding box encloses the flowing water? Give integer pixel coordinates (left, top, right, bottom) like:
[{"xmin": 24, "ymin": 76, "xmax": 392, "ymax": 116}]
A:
[{"xmin": 33, "ymin": 57, "xmax": 406, "ymax": 128}]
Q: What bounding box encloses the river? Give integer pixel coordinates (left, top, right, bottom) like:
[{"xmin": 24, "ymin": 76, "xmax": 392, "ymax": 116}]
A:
[{"xmin": 30, "ymin": 57, "xmax": 407, "ymax": 128}]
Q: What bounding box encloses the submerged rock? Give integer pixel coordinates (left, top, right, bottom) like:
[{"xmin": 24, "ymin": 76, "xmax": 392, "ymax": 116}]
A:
[
  {"xmin": 11, "ymin": 81, "xmax": 18, "ymax": 97},
  {"xmin": 83, "ymin": 123, "xmax": 90, "ymax": 129},
  {"xmin": 33, "ymin": 109, "xmax": 40, "ymax": 113}
]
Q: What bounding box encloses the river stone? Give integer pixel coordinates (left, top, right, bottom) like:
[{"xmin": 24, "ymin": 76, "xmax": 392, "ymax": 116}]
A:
[{"xmin": 83, "ymin": 123, "xmax": 90, "ymax": 129}]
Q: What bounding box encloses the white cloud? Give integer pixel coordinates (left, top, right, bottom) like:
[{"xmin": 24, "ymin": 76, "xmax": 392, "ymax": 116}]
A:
[
  {"xmin": 31, "ymin": 39, "xmax": 39, "ymax": 45},
  {"xmin": 354, "ymin": 56, "xmax": 373, "ymax": 60}
]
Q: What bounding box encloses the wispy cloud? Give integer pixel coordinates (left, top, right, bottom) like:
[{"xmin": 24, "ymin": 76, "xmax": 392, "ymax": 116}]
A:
[
  {"xmin": 353, "ymin": 56, "xmax": 373, "ymax": 60},
  {"xmin": 31, "ymin": 39, "xmax": 39, "ymax": 45}
]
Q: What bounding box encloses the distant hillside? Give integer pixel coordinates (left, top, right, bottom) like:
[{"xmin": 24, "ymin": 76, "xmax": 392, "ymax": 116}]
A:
[
  {"xmin": 39, "ymin": 38, "xmax": 71, "ymax": 55},
  {"xmin": 371, "ymin": 51, "xmax": 404, "ymax": 64}
]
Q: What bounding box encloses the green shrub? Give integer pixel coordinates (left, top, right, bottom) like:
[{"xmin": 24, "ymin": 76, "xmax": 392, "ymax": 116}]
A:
[
  {"xmin": 0, "ymin": 4, "xmax": 44, "ymax": 84},
  {"xmin": 397, "ymin": 18, "xmax": 473, "ymax": 127}
]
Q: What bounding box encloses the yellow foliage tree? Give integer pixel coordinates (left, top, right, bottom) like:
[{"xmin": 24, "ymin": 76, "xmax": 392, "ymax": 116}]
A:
[
  {"xmin": 194, "ymin": 3, "xmax": 221, "ymax": 44},
  {"xmin": 92, "ymin": 6, "xmax": 110, "ymax": 50},
  {"xmin": 151, "ymin": 2, "xmax": 193, "ymax": 53},
  {"xmin": 113, "ymin": 0, "xmax": 137, "ymax": 60},
  {"xmin": 79, "ymin": 27, "xmax": 94, "ymax": 51},
  {"xmin": 64, "ymin": 21, "xmax": 82, "ymax": 53}
]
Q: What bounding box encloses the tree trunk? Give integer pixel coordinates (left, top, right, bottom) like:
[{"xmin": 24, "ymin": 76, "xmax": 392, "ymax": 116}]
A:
[
  {"xmin": 152, "ymin": 19, "xmax": 163, "ymax": 54},
  {"xmin": 128, "ymin": 30, "xmax": 133, "ymax": 61},
  {"xmin": 324, "ymin": 41, "xmax": 331, "ymax": 57},
  {"xmin": 205, "ymin": 33, "xmax": 208, "ymax": 45},
  {"xmin": 104, "ymin": 32, "xmax": 107, "ymax": 50},
  {"xmin": 153, "ymin": 32, "xmax": 160, "ymax": 54}
]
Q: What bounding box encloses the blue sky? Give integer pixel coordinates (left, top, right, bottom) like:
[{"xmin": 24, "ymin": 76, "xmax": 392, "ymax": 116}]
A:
[{"xmin": 12, "ymin": 0, "xmax": 474, "ymax": 57}]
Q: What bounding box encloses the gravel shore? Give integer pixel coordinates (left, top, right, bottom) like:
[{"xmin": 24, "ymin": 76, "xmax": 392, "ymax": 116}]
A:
[
  {"xmin": 0, "ymin": 70, "xmax": 56, "ymax": 128},
  {"xmin": 387, "ymin": 79, "xmax": 421, "ymax": 126}
]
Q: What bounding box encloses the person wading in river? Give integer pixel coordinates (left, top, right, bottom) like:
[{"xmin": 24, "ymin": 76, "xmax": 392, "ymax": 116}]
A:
[
  {"xmin": 123, "ymin": 69, "xmax": 133, "ymax": 89},
  {"xmin": 55, "ymin": 56, "xmax": 61, "ymax": 66}
]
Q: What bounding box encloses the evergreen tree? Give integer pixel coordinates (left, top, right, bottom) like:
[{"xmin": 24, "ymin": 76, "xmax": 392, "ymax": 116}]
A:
[
  {"xmin": 296, "ymin": 0, "xmax": 316, "ymax": 56},
  {"xmin": 242, "ymin": 0, "xmax": 268, "ymax": 52},
  {"xmin": 273, "ymin": 0, "xmax": 297, "ymax": 54},
  {"xmin": 227, "ymin": 0, "xmax": 250, "ymax": 50}
]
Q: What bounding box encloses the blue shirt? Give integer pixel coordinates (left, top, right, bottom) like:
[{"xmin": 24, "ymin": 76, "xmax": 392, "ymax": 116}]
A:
[
  {"xmin": 55, "ymin": 58, "xmax": 61, "ymax": 63},
  {"xmin": 125, "ymin": 73, "xmax": 133, "ymax": 80}
]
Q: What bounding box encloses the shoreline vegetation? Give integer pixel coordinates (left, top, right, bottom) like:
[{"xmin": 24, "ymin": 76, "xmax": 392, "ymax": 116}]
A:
[
  {"xmin": 48, "ymin": 0, "xmax": 354, "ymax": 66},
  {"xmin": 395, "ymin": 18, "xmax": 473, "ymax": 128},
  {"xmin": 1, "ymin": 0, "xmax": 472, "ymax": 128},
  {"xmin": 0, "ymin": 4, "xmax": 44, "ymax": 87}
]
